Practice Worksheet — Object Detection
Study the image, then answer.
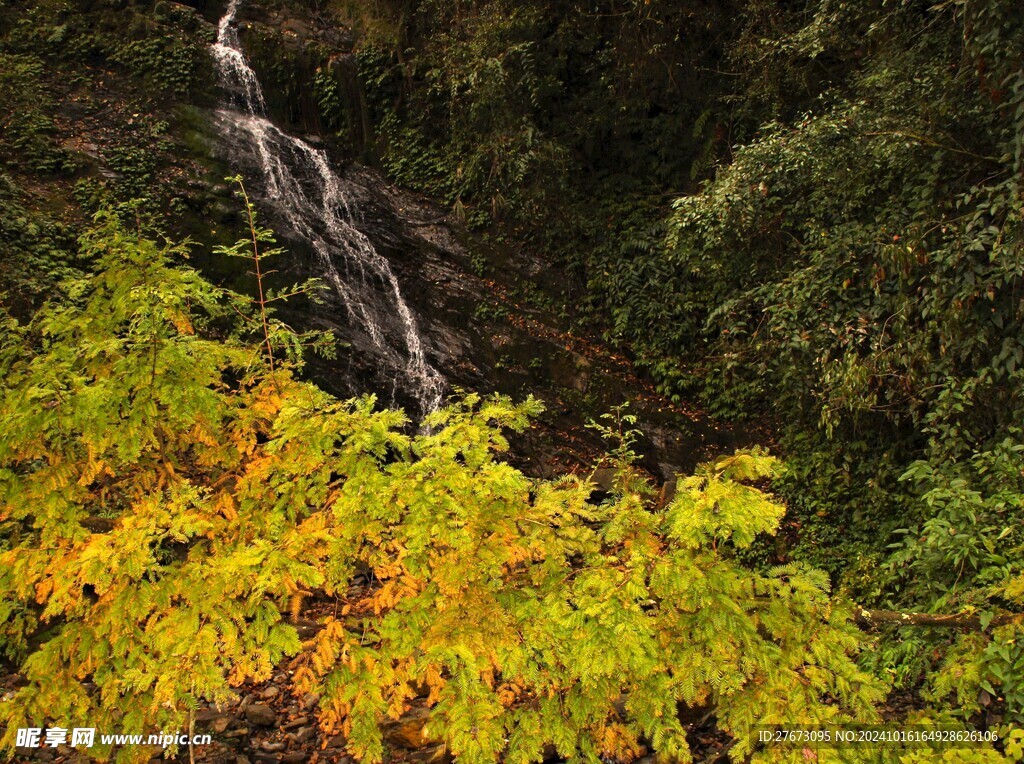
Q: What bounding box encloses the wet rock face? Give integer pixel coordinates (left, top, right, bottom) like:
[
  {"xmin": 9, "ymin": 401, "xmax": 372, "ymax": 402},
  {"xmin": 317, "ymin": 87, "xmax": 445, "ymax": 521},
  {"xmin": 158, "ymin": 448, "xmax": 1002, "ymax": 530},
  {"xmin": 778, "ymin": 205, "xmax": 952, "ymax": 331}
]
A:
[
  {"xmin": 205, "ymin": 0, "xmax": 510, "ymax": 415},
  {"xmin": 211, "ymin": 0, "xmax": 446, "ymax": 416},
  {"xmin": 221, "ymin": 0, "xmax": 363, "ymax": 144},
  {"xmin": 238, "ymin": 155, "xmax": 503, "ymax": 412}
]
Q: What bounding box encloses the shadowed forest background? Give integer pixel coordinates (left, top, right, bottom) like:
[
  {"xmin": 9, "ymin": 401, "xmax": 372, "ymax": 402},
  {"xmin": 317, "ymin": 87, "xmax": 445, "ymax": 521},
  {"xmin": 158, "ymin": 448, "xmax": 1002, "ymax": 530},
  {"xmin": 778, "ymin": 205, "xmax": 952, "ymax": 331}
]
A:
[{"xmin": 1, "ymin": 0, "xmax": 1023, "ymax": 761}]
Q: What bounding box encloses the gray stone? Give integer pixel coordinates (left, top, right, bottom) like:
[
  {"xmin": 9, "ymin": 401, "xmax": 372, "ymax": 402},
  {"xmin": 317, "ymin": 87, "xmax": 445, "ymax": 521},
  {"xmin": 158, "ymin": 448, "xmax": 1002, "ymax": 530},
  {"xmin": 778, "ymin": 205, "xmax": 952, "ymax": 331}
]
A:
[
  {"xmin": 211, "ymin": 715, "xmax": 233, "ymax": 734},
  {"xmin": 282, "ymin": 715, "xmax": 309, "ymax": 729},
  {"xmin": 590, "ymin": 467, "xmax": 619, "ymax": 493},
  {"xmin": 245, "ymin": 703, "xmax": 278, "ymax": 727}
]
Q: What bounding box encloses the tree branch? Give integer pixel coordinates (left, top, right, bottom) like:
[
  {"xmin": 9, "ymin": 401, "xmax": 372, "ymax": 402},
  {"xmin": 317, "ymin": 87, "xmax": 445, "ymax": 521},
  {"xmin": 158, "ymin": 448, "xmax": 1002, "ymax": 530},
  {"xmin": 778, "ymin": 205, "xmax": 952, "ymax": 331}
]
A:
[{"xmin": 854, "ymin": 608, "xmax": 1021, "ymax": 630}]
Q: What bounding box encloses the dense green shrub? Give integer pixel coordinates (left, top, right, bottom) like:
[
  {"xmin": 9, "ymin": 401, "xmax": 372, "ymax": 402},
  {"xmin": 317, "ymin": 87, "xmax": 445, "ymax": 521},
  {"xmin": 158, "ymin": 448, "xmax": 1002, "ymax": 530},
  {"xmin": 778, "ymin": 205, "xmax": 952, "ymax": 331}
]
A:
[
  {"xmin": 0, "ymin": 176, "xmax": 81, "ymax": 308},
  {"xmin": 347, "ymin": 0, "xmax": 734, "ymax": 230},
  {"xmin": 0, "ymin": 53, "xmax": 72, "ymax": 174},
  {"xmin": 349, "ymin": 0, "xmax": 1024, "ymax": 722},
  {"xmin": 0, "ymin": 215, "xmax": 899, "ymax": 764},
  {"xmin": 109, "ymin": 36, "xmax": 202, "ymax": 96}
]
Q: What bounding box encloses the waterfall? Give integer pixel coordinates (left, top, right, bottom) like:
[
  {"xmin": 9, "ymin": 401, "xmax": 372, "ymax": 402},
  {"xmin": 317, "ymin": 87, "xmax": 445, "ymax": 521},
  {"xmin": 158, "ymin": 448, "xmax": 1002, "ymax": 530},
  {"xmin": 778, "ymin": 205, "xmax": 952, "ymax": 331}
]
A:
[{"xmin": 210, "ymin": 0, "xmax": 445, "ymax": 415}]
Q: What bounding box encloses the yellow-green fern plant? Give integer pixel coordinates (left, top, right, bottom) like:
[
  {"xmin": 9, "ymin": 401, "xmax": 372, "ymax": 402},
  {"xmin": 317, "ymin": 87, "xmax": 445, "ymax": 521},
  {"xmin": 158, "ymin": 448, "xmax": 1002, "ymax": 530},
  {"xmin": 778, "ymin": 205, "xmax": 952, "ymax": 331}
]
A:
[{"xmin": 1, "ymin": 211, "xmax": 886, "ymax": 764}]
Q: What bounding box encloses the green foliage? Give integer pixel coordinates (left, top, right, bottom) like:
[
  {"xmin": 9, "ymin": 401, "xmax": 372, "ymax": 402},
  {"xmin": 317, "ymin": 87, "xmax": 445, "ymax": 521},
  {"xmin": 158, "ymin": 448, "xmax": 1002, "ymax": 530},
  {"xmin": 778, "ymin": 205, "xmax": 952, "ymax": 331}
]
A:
[
  {"xmin": 0, "ymin": 175, "xmax": 81, "ymax": 308},
  {"xmin": 108, "ymin": 35, "xmax": 202, "ymax": 97},
  {"xmin": 213, "ymin": 176, "xmax": 336, "ymax": 367},
  {"xmin": 3, "ymin": 0, "xmax": 1022, "ymax": 755},
  {"xmin": 766, "ymin": 434, "xmax": 908, "ymax": 598},
  {"xmin": 577, "ymin": 0, "xmax": 1023, "ymax": 586},
  {"xmin": 295, "ymin": 413, "xmax": 883, "ymax": 764},
  {"xmin": 883, "ymin": 439, "xmax": 1024, "ymax": 724},
  {"xmin": 375, "ymin": 109, "xmax": 460, "ymax": 210},
  {"xmin": 889, "ymin": 441, "xmax": 1024, "ymax": 613},
  {"xmin": 658, "ymin": 1, "xmax": 1021, "ymax": 445},
  {"xmin": 586, "ymin": 403, "xmax": 644, "ymax": 472},
  {"xmin": 365, "ymin": 0, "xmax": 565, "ymax": 224},
  {"xmin": 560, "ymin": 1, "xmax": 1024, "ymax": 733},
  {"xmin": 350, "ymin": 0, "xmax": 732, "ymax": 230},
  {"xmin": 0, "ymin": 213, "xmax": 301, "ymax": 761},
  {"xmin": 102, "ymin": 145, "xmax": 158, "ymax": 204},
  {"xmin": 669, "ymin": 450, "xmax": 785, "ymax": 551},
  {"xmin": 927, "ymin": 624, "xmax": 1024, "ymax": 727},
  {"xmin": 0, "ymin": 0, "xmax": 222, "ymax": 303},
  {"xmin": 1, "ymin": 216, "xmax": 887, "ymax": 762},
  {"xmin": 312, "ymin": 66, "xmax": 345, "ymax": 130},
  {"xmin": 472, "ymin": 299, "xmax": 510, "ymax": 324},
  {"xmin": 0, "ymin": 52, "xmax": 73, "ymax": 174},
  {"xmin": 0, "ymin": 0, "xmax": 208, "ymax": 99},
  {"xmin": 897, "ymin": 711, "xmax": 1024, "ymax": 764},
  {"xmin": 348, "ymin": 0, "xmax": 1023, "ymax": 737}
]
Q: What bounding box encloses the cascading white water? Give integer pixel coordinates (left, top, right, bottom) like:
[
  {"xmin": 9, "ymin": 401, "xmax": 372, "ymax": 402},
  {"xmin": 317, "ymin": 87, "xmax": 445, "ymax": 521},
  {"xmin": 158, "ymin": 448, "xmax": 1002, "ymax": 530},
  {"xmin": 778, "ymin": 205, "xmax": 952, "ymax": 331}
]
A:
[{"xmin": 211, "ymin": 0, "xmax": 444, "ymax": 414}]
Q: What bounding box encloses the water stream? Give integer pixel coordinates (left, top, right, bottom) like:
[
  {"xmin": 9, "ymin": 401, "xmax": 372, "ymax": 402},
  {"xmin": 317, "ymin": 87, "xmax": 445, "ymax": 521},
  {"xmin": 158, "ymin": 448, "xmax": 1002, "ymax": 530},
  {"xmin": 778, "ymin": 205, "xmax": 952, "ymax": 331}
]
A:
[{"xmin": 210, "ymin": 0, "xmax": 445, "ymax": 415}]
